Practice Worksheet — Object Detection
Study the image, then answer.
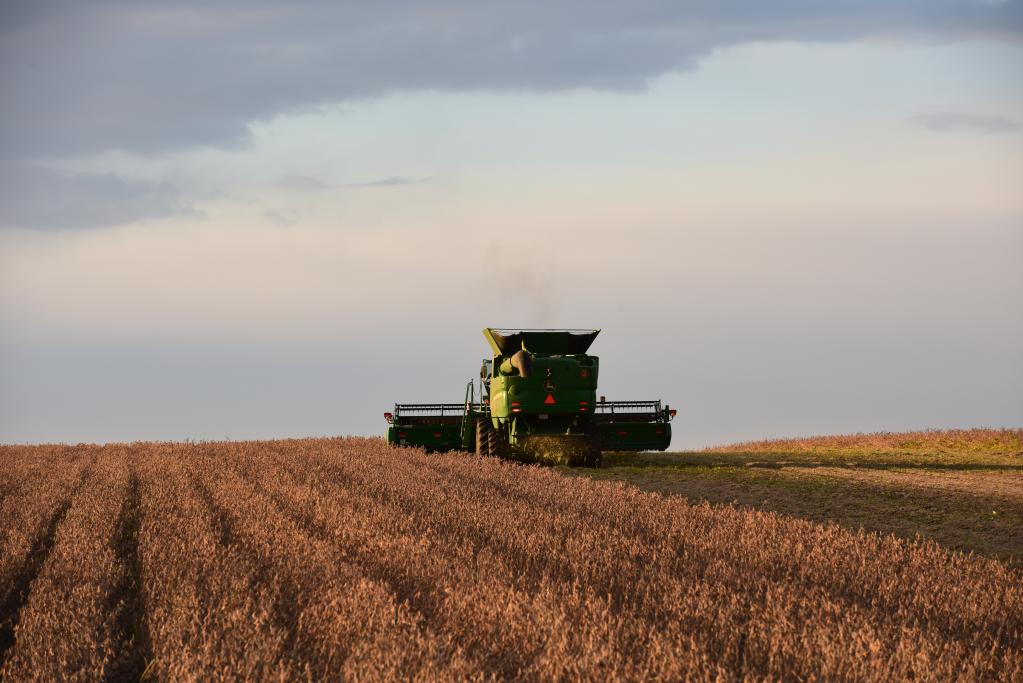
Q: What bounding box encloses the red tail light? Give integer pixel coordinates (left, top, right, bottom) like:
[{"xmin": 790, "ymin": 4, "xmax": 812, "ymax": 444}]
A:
[
  {"xmin": 579, "ymin": 368, "xmax": 588, "ymax": 378},
  {"xmin": 433, "ymin": 432, "xmax": 442, "ymax": 438},
  {"xmin": 511, "ymin": 401, "xmax": 521, "ymax": 413},
  {"xmin": 668, "ymin": 409, "xmax": 677, "ymax": 418},
  {"xmin": 384, "ymin": 412, "xmax": 393, "ymax": 423}
]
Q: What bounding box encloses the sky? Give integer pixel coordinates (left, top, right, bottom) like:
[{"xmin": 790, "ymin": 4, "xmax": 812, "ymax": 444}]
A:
[{"xmin": 1, "ymin": 1, "xmax": 1021, "ymax": 448}]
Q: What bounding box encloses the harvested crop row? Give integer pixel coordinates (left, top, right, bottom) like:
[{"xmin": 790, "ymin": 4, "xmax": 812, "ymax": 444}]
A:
[
  {"xmin": 242, "ymin": 441, "xmax": 634, "ymax": 679},
  {"xmin": 193, "ymin": 445, "xmax": 477, "ymax": 680},
  {"xmin": 0, "ymin": 446, "xmax": 90, "ymax": 553},
  {"xmin": 250, "ymin": 438, "xmax": 1022, "ymax": 681},
  {"xmin": 134, "ymin": 445, "xmax": 295, "ymax": 680},
  {"xmin": 0, "ymin": 438, "xmax": 1020, "ymax": 681},
  {"xmin": 419, "ymin": 443, "xmax": 1021, "ymax": 639},
  {"xmin": 0, "ymin": 447, "xmax": 131, "ymax": 681},
  {"xmin": 0, "ymin": 445, "xmax": 79, "ymax": 509},
  {"xmin": 0, "ymin": 448, "xmax": 93, "ymax": 661}
]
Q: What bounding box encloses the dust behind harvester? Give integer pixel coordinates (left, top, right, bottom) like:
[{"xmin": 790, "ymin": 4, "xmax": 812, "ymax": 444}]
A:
[{"xmin": 385, "ymin": 328, "xmax": 676, "ymax": 466}]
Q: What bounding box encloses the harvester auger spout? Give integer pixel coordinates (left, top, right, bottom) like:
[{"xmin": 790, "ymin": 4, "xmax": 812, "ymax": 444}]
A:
[
  {"xmin": 384, "ymin": 328, "xmax": 676, "ymax": 466},
  {"xmin": 499, "ymin": 349, "xmax": 532, "ymax": 378}
]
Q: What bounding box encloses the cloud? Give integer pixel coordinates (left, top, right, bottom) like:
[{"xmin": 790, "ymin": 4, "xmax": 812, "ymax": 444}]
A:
[
  {"xmin": 908, "ymin": 112, "xmax": 1021, "ymax": 134},
  {"xmin": 277, "ymin": 174, "xmax": 428, "ymax": 191},
  {"xmin": 262, "ymin": 208, "xmax": 297, "ymax": 226},
  {"xmin": 1, "ymin": 1, "xmax": 1020, "ymax": 161},
  {"xmin": 341, "ymin": 176, "xmax": 428, "ymax": 188},
  {"xmin": 0, "ymin": 163, "xmax": 200, "ymax": 230},
  {"xmin": 278, "ymin": 174, "xmax": 331, "ymax": 191}
]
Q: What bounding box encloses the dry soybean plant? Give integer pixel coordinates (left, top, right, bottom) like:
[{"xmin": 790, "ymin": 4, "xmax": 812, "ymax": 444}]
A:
[
  {"xmin": 0, "ymin": 438, "xmax": 1020, "ymax": 681},
  {"xmin": 704, "ymin": 428, "xmax": 1023, "ymax": 455}
]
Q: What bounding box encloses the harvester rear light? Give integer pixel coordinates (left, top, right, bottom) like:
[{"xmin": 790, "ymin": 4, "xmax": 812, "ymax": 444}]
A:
[
  {"xmin": 579, "ymin": 400, "xmax": 589, "ymax": 412},
  {"xmin": 384, "ymin": 412, "xmax": 393, "ymax": 423},
  {"xmin": 433, "ymin": 432, "xmax": 442, "ymax": 438},
  {"xmin": 579, "ymin": 368, "xmax": 589, "ymax": 378},
  {"xmin": 617, "ymin": 430, "xmax": 627, "ymax": 436},
  {"xmin": 669, "ymin": 409, "xmax": 677, "ymax": 418},
  {"xmin": 511, "ymin": 401, "xmax": 521, "ymax": 413},
  {"xmin": 398, "ymin": 432, "xmax": 407, "ymax": 438}
]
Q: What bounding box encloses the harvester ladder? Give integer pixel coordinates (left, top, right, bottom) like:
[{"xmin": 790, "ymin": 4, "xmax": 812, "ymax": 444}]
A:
[{"xmin": 459, "ymin": 380, "xmax": 476, "ymax": 449}]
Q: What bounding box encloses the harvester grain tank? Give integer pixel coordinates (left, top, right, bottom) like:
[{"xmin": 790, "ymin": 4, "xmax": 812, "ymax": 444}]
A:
[{"xmin": 384, "ymin": 328, "xmax": 676, "ymax": 466}]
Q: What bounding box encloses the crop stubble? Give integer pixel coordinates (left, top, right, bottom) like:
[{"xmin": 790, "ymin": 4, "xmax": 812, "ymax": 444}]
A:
[{"xmin": 0, "ymin": 438, "xmax": 1020, "ymax": 681}]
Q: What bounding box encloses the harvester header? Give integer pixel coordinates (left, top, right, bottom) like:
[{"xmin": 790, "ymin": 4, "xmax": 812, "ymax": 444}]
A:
[{"xmin": 385, "ymin": 327, "xmax": 675, "ymax": 466}]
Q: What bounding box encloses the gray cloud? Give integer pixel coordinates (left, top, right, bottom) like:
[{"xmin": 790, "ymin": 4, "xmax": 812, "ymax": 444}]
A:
[
  {"xmin": 278, "ymin": 174, "xmax": 428, "ymax": 191},
  {"xmin": 262, "ymin": 208, "xmax": 297, "ymax": 226},
  {"xmin": 1, "ymin": 1, "xmax": 1020, "ymax": 162},
  {"xmin": 278, "ymin": 174, "xmax": 331, "ymax": 191},
  {"xmin": 0, "ymin": 163, "xmax": 199, "ymax": 230},
  {"xmin": 341, "ymin": 176, "xmax": 428, "ymax": 188},
  {"xmin": 909, "ymin": 111, "xmax": 1021, "ymax": 134}
]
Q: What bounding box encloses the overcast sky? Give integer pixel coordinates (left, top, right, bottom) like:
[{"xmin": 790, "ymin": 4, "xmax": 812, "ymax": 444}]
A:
[{"xmin": 1, "ymin": 1, "xmax": 1021, "ymax": 447}]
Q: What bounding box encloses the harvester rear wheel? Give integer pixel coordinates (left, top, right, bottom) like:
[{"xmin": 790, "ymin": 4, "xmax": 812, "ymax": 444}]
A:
[
  {"xmin": 476, "ymin": 417, "xmax": 508, "ymax": 458},
  {"xmin": 476, "ymin": 417, "xmax": 494, "ymax": 457}
]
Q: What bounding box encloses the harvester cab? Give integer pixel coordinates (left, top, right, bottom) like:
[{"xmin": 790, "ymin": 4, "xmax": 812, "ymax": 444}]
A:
[{"xmin": 385, "ymin": 328, "xmax": 676, "ymax": 466}]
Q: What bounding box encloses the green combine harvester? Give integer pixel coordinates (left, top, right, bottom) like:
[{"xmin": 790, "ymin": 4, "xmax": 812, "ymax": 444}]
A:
[{"xmin": 385, "ymin": 328, "xmax": 675, "ymax": 466}]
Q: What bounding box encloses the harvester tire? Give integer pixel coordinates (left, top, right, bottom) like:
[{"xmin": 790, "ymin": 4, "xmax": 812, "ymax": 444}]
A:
[
  {"xmin": 476, "ymin": 417, "xmax": 493, "ymax": 457},
  {"xmin": 476, "ymin": 417, "xmax": 508, "ymax": 458}
]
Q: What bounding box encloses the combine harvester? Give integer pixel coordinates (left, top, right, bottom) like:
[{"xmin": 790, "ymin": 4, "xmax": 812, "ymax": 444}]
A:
[{"xmin": 385, "ymin": 328, "xmax": 675, "ymax": 466}]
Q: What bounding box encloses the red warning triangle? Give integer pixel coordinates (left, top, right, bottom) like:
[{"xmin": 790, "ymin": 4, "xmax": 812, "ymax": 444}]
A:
[{"xmin": 544, "ymin": 393, "xmax": 556, "ymax": 405}]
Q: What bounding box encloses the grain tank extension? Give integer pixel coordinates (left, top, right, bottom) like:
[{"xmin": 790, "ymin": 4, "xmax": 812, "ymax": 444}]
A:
[{"xmin": 384, "ymin": 328, "xmax": 676, "ymax": 466}]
